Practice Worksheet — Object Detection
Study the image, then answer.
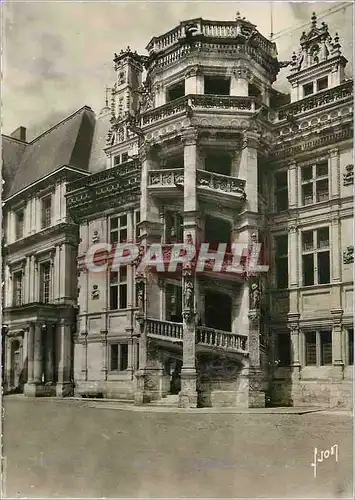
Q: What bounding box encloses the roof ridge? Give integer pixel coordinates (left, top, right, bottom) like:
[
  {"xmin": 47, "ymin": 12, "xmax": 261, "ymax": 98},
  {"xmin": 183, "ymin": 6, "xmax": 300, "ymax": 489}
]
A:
[
  {"xmin": 29, "ymin": 105, "xmax": 94, "ymax": 144},
  {"xmin": 1, "ymin": 134, "xmax": 28, "ymax": 145}
]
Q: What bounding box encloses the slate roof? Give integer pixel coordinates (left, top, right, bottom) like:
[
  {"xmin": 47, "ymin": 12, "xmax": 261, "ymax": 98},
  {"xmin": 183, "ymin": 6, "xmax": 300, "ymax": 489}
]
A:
[
  {"xmin": 3, "ymin": 106, "xmax": 96, "ymax": 199},
  {"xmin": 88, "ymin": 107, "xmax": 111, "ymax": 173}
]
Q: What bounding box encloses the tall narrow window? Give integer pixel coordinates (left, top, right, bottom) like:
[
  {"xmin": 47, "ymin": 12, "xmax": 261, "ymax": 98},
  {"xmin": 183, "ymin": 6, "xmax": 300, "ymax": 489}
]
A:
[
  {"xmin": 13, "ymin": 271, "xmax": 23, "ymax": 306},
  {"xmin": 166, "ymin": 283, "xmax": 182, "ymax": 322},
  {"xmin": 301, "ymin": 161, "xmax": 329, "ymax": 206},
  {"xmin": 302, "ymin": 228, "xmax": 330, "ymax": 286},
  {"xmin": 275, "ymin": 235, "xmax": 288, "ymax": 289},
  {"xmin": 110, "ymin": 343, "xmax": 129, "ymax": 372},
  {"xmin": 134, "ymin": 210, "xmax": 140, "ymax": 242},
  {"xmin": 166, "ymin": 212, "xmax": 183, "ymax": 244},
  {"xmin": 40, "ymin": 262, "xmax": 51, "ymax": 303},
  {"xmin": 41, "ymin": 195, "xmax": 52, "ymax": 229},
  {"xmin": 274, "ymin": 171, "xmax": 288, "ymax": 211},
  {"xmin": 109, "ymin": 266, "xmax": 127, "ymax": 310},
  {"xmin": 15, "ymin": 210, "xmax": 24, "ymax": 240},
  {"xmin": 305, "ymin": 332, "xmax": 317, "ymax": 365},
  {"xmin": 276, "ymin": 333, "xmax": 291, "ymax": 366},
  {"xmin": 303, "ymin": 82, "xmax": 314, "ymax": 97},
  {"xmin": 110, "ymin": 214, "xmax": 128, "ymax": 244},
  {"xmin": 317, "ymin": 77, "xmax": 328, "ymax": 91},
  {"xmin": 305, "ymin": 330, "xmax": 332, "ymax": 366}
]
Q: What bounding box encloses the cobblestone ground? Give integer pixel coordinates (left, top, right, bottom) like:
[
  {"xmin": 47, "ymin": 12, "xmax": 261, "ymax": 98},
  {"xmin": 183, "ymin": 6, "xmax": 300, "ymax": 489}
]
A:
[{"xmin": 2, "ymin": 397, "xmax": 353, "ymax": 498}]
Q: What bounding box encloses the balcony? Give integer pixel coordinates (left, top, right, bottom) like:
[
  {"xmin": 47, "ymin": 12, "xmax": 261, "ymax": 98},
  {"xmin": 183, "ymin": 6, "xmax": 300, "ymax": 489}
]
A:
[
  {"xmin": 141, "ymin": 94, "xmax": 260, "ymax": 127},
  {"xmin": 148, "ymin": 168, "xmax": 184, "ymax": 197},
  {"xmin": 197, "ymin": 170, "xmax": 246, "ymax": 205},
  {"xmin": 276, "ymin": 80, "xmax": 353, "ymax": 121},
  {"xmin": 66, "ymin": 159, "xmax": 141, "ymax": 218},
  {"xmin": 145, "ymin": 318, "xmax": 248, "ymax": 355}
]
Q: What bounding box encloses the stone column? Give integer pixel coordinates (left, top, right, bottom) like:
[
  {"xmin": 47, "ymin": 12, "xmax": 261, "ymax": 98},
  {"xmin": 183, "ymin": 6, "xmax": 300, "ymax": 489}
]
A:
[
  {"xmin": 329, "ymin": 148, "xmax": 340, "ymax": 199},
  {"xmin": 331, "ymin": 215, "xmax": 342, "ymax": 312},
  {"xmin": 33, "ymin": 323, "xmax": 44, "ymax": 384},
  {"xmin": 331, "ymin": 309, "xmax": 344, "ymax": 379},
  {"xmin": 248, "ymin": 276, "xmax": 265, "ymax": 408},
  {"xmin": 4, "ymin": 265, "xmax": 12, "ymax": 308},
  {"xmin": 288, "ymin": 161, "xmax": 298, "ymax": 209},
  {"xmin": 288, "ymin": 223, "xmax": 299, "ymax": 315},
  {"xmin": 236, "ymin": 130, "xmax": 259, "ymax": 213},
  {"xmin": 25, "ymin": 199, "xmax": 31, "ymax": 237},
  {"xmin": 230, "ymin": 71, "xmax": 248, "ymax": 96},
  {"xmin": 24, "ymin": 323, "xmax": 35, "ymax": 395},
  {"xmin": 100, "ymin": 329, "xmax": 108, "ymax": 381},
  {"xmin": 139, "ymin": 142, "xmax": 161, "ymax": 243},
  {"xmin": 44, "ymin": 323, "xmax": 55, "ymax": 385},
  {"xmin": 134, "ymin": 274, "xmax": 148, "ymax": 404},
  {"xmin": 56, "ymin": 319, "xmax": 74, "ymax": 397},
  {"xmin": 185, "ymin": 68, "xmax": 199, "ymax": 94},
  {"xmin": 288, "ymin": 320, "xmax": 301, "ymax": 381}
]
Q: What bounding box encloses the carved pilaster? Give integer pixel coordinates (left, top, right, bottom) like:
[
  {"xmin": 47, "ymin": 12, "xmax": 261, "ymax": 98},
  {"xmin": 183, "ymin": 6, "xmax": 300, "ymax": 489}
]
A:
[{"xmin": 181, "ymin": 127, "xmax": 198, "ymax": 146}]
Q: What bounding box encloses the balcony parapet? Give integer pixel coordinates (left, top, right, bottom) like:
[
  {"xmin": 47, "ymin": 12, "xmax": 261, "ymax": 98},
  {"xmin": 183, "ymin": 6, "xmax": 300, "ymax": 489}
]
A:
[
  {"xmin": 197, "ymin": 326, "xmax": 248, "ymax": 354},
  {"xmin": 148, "ymin": 168, "xmax": 184, "ymax": 188},
  {"xmin": 273, "ymin": 80, "xmax": 353, "ymax": 122},
  {"xmin": 197, "ymin": 170, "xmax": 246, "ymax": 199},
  {"xmin": 66, "ymin": 159, "xmax": 141, "ymax": 217},
  {"xmin": 141, "ymin": 94, "xmax": 260, "ymax": 127},
  {"xmin": 146, "ymin": 318, "xmax": 183, "ymax": 341}
]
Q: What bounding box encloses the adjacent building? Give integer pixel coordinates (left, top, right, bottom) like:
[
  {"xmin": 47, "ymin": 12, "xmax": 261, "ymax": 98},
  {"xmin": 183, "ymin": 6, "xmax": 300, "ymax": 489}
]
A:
[{"xmin": 3, "ymin": 12, "xmax": 354, "ymax": 408}]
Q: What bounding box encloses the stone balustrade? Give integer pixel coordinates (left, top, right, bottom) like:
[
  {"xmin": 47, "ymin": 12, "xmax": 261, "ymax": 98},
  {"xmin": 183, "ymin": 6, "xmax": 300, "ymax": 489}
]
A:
[
  {"xmin": 197, "ymin": 326, "xmax": 248, "ymax": 353},
  {"xmin": 145, "ymin": 318, "xmax": 248, "ymax": 354},
  {"xmin": 276, "ymin": 80, "xmax": 353, "ymax": 121},
  {"xmin": 146, "ymin": 318, "xmax": 183, "ymax": 340},
  {"xmin": 196, "ymin": 170, "xmax": 246, "ymax": 197},
  {"xmin": 148, "ymin": 168, "xmax": 184, "ymax": 188},
  {"xmin": 141, "ymin": 94, "xmax": 258, "ymax": 126}
]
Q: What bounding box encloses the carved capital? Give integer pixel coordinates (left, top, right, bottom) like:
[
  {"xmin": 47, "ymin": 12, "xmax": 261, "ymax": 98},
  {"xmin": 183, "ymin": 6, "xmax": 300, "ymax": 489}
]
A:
[
  {"xmin": 182, "ymin": 310, "xmax": 196, "ymax": 324},
  {"xmin": 328, "ymin": 148, "xmax": 339, "ymax": 157},
  {"xmin": 181, "ymin": 127, "xmax": 198, "ymax": 146}
]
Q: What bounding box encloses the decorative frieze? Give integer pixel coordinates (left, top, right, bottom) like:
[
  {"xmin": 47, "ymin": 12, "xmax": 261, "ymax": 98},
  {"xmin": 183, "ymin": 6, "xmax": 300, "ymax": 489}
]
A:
[
  {"xmin": 91, "ymin": 285, "xmax": 100, "ymax": 300},
  {"xmin": 148, "ymin": 169, "xmax": 184, "ymax": 188},
  {"xmin": 196, "ymin": 170, "xmax": 246, "ymax": 198},
  {"xmin": 343, "ymin": 164, "xmax": 354, "ymax": 185},
  {"xmin": 343, "ymin": 246, "xmax": 354, "ymax": 264}
]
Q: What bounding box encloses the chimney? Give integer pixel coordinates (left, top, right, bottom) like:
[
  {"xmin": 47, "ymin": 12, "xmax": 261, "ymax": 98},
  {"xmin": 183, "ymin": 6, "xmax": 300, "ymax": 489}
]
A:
[{"xmin": 10, "ymin": 126, "xmax": 26, "ymax": 142}]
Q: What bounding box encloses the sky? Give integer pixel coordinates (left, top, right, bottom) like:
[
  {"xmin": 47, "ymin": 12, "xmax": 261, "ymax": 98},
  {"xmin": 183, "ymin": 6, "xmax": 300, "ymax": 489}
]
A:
[{"xmin": 1, "ymin": 0, "xmax": 353, "ymax": 140}]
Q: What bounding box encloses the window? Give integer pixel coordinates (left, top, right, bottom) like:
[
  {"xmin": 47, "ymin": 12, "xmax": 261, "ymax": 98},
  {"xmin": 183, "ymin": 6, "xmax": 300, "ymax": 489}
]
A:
[
  {"xmin": 348, "ymin": 328, "xmax": 353, "ymax": 366},
  {"xmin": 110, "ymin": 343, "xmax": 128, "ymax": 371},
  {"xmin": 275, "ymin": 235, "xmax": 288, "ymax": 289},
  {"xmin": 317, "ymin": 77, "xmax": 328, "ymax": 91},
  {"xmin": 274, "ymin": 171, "xmax": 288, "ymax": 211},
  {"xmin": 13, "ymin": 271, "xmax": 23, "ymax": 306},
  {"xmin": 166, "ymin": 81, "xmax": 185, "ymax": 102},
  {"xmin": 305, "ymin": 330, "xmax": 332, "ymax": 366},
  {"xmin": 121, "ymin": 152, "xmax": 129, "ymax": 163},
  {"xmin": 134, "ymin": 210, "xmax": 140, "ymax": 242},
  {"xmin": 248, "ymin": 83, "xmax": 262, "ymax": 98},
  {"xmin": 276, "ymin": 333, "xmax": 291, "ymax": 366},
  {"xmin": 109, "ymin": 266, "xmax": 127, "ymax": 310},
  {"xmin": 41, "ymin": 195, "xmax": 52, "ymax": 229},
  {"xmin": 110, "ymin": 214, "xmax": 128, "ymax": 244},
  {"xmin": 114, "ymin": 155, "xmax": 121, "ymax": 166},
  {"xmin": 166, "ymin": 212, "xmax": 183, "ymax": 244},
  {"xmin": 166, "ymin": 283, "xmax": 182, "ymax": 322},
  {"xmin": 301, "ymin": 161, "xmax": 329, "ymax": 205},
  {"xmin": 204, "ymin": 76, "xmax": 230, "ymax": 95},
  {"xmin": 205, "ymin": 153, "xmax": 231, "ymax": 176},
  {"xmin": 303, "ymin": 82, "xmax": 314, "ymax": 97},
  {"xmin": 302, "ymin": 228, "xmax": 330, "ymax": 286},
  {"xmin": 40, "ymin": 262, "xmax": 51, "ymax": 303},
  {"xmin": 15, "ymin": 210, "xmax": 24, "ymax": 240}
]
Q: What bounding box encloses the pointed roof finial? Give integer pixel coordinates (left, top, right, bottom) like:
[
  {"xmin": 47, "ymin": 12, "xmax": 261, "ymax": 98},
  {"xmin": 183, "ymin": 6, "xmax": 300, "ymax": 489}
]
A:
[
  {"xmin": 236, "ymin": 11, "xmax": 241, "ymax": 20},
  {"xmin": 311, "ymin": 12, "xmax": 317, "ymax": 27}
]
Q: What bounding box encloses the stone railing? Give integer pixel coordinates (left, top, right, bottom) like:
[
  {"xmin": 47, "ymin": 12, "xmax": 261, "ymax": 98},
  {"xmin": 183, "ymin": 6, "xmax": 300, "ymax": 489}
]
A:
[
  {"xmin": 277, "ymin": 80, "xmax": 353, "ymax": 121},
  {"xmin": 146, "ymin": 318, "xmax": 183, "ymax": 340},
  {"xmin": 148, "ymin": 168, "xmax": 184, "ymax": 188},
  {"xmin": 141, "ymin": 94, "xmax": 258, "ymax": 126},
  {"xmin": 197, "ymin": 326, "xmax": 248, "ymax": 353},
  {"xmin": 146, "ymin": 19, "xmax": 275, "ymax": 57},
  {"xmin": 197, "ymin": 170, "xmax": 246, "ymax": 197}
]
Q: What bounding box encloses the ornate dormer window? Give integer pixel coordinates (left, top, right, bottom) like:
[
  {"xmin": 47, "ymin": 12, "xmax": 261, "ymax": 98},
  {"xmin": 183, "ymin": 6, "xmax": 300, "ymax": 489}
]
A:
[{"xmin": 287, "ymin": 12, "xmax": 348, "ymax": 103}]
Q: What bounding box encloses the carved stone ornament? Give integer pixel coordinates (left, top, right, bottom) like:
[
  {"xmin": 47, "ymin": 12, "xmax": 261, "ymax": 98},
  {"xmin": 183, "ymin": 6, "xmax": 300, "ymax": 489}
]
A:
[
  {"xmin": 182, "ymin": 310, "xmax": 197, "ymax": 324},
  {"xmin": 92, "ymin": 230, "xmax": 100, "ymax": 244},
  {"xmin": 91, "ymin": 285, "xmax": 100, "ymax": 300},
  {"xmin": 249, "ymin": 280, "xmax": 261, "ymax": 310},
  {"xmin": 135, "ymin": 274, "xmax": 146, "ymax": 315},
  {"xmin": 343, "ymin": 246, "xmax": 354, "ymax": 264},
  {"xmin": 343, "ymin": 164, "xmax": 354, "ymax": 186}
]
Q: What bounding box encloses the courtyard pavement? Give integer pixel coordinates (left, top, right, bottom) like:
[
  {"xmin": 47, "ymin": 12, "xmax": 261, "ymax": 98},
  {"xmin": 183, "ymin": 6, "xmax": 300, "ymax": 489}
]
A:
[{"xmin": 2, "ymin": 396, "xmax": 353, "ymax": 498}]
